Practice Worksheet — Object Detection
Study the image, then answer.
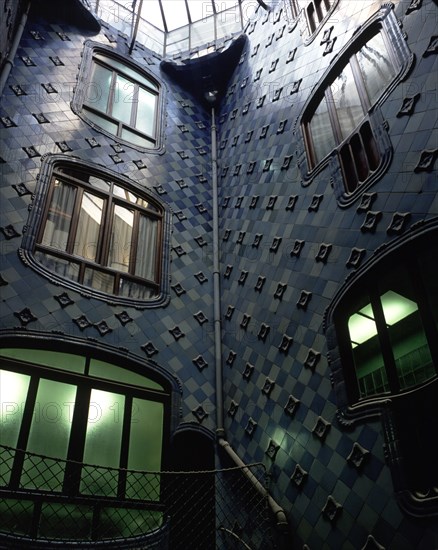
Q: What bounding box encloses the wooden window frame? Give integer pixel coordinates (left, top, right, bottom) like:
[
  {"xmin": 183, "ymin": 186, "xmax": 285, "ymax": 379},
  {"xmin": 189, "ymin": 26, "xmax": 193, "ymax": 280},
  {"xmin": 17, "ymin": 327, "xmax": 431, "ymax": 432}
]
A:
[
  {"xmin": 300, "ymin": 5, "xmax": 414, "ymax": 206},
  {"xmin": 20, "ymin": 155, "xmax": 171, "ymax": 309}
]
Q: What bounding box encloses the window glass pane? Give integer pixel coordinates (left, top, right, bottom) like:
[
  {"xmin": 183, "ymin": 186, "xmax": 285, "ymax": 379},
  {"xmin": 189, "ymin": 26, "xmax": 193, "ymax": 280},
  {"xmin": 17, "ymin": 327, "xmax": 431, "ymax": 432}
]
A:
[
  {"xmin": 356, "ymin": 32, "xmax": 396, "ymax": 106},
  {"xmin": 89, "ymin": 359, "xmax": 164, "ymax": 390},
  {"xmin": 309, "ymin": 96, "xmax": 335, "ymax": 165},
  {"xmin": 136, "ymin": 87, "xmax": 156, "ymax": 136},
  {"xmin": 348, "ymin": 300, "xmax": 389, "ymax": 398},
  {"xmin": 94, "ymin": 53, "xmax": 159, "ymax": 91},
  {"xmin": 113, "ymin": 184, "xmax": 131, "ymax": 201},
  {"xmin": 0, "ymin": 370, "xmax": 30, "ymax": 448},
  {"xmin": 119, "ymin": 279, "xmax": 157, "ymax": 300},
  {"xmin": 84, "ymin": 62, "xmax": 111, "ymax": 114},
  {"xmin": 108, "ymin": 205, "xmax": 134, "ymax": 272},
  {"xmin": 112, "ymin": 74, "xmax": 134, "ymax": 125},
  {"xmin": 112, "ymin": 186, "xmax": 158, "ymax": 211},
  {"xmin": 126, "ymin": 399, "xmax": 163, "ymax": 500},
  {"xmin": 380, "ymin": 275, "xmax": 435, "ymax": 390},
  {"xmin": 161, "ymin": 0, "xmax": 189, "ymax": 31},
  {"xmin": 81, "ymin": 389, "xmax": 125, "ymax": 497},
  {"xmin": 331, "ymin": 63, "xmax": 364, "ymax": 140},
  {"xmin": 35, "ymin": 251, "xmax": 80, "ymax": 281},
  {"xmin": 120, "ymin": 127, "xmax": 155, "ymax": 147},
  {"xmin": 41, "ymin": 180, "xmax": 76, "ymax": 251},
  {"xmin": 99, "ymin": 508, "xmax": 163, "ymax": 538},
  {"xmin": 39, "ymin": 503, "xmax": 93, "ymax": 540},
  {"xmin": 0, "ymin": 349, "xmax": 85, "ymax": 374},
  {"xmin": 82, "ymin": 108, "xmax": 119, "ymax": 134},
  {"xmin": 83, "ymin": 267, "xmax": 114, "ymax": 293},
  {"xmin": 88, "ymin": 176, "xmax": 111, "ymax": 192},
  {"xmin": 73, "ymin": 192, "xmax": 104, "ymax": 262},
  {"xmin": 135, "ymin": 216, "xmax": 158, "ymax": 280},
  {"xmin": 22, "ymin": 379, "xmax": 77, "ymax": 491},
  {"xmin": 128, "ymin": 399, "xmax": 163, "ymax": 471},
  {"xmin": 0, "ymin": 499, "xmax": 33, "ymax": 536}
]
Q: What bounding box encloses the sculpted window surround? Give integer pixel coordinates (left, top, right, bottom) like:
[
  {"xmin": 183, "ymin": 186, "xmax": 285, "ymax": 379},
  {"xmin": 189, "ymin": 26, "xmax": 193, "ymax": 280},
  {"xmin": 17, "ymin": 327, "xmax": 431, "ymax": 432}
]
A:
[
  {"xmin": 19, "ymin": 155, "xmax": 171, "ymax": 308},
  {"xmin": 0, "ymin": 333, "xmax": 181, "ymax": 545},
  {"xmin": 325, "ymin": 218, "xmax": 438, "ymax": 517},
  {"xmin": 300, "ymin": 4, "xmax": 414, "ymax": 207},
  {"xmin": 72, "ymin": 42, "xmax": 165, "ymax": 153}
]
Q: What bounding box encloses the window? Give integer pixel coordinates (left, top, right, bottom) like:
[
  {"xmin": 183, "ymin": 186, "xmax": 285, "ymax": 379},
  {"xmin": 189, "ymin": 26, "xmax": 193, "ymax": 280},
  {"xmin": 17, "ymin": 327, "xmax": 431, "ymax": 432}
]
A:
[
  {"xmin": 20, "ymin": 155, "xmax": 170, "ymax": 307},
  {"xmin": 305, "ymin": 0, "xmax": 333, "ymax": 34},
  {"xmin": 72, "ymin": 43, "xmax": 162, "ymax": 151},
  {"xmin": 341, "ymin": 253, "xmax": 437, "ymax": 401},
  {"xmin": 326, "ymin": 220, "xmax": 438, "ymax": 514},
  {"xmin": 288, "ymin": 0, "xmax": 337, "ymax": 40},
  {"xmin": 301, "ymin": 6, "xmax": 413, "ymax": 203},
  {"xmin": 0, "ymin": 343, "xmax": 175, "ymax": 542}
]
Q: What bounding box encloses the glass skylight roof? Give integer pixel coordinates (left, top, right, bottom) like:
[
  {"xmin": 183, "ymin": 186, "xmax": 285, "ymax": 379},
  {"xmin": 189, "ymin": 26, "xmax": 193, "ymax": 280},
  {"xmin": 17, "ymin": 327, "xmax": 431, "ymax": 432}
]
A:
[{"xmin": 87, "ymin": 0, "xmax": 262, "ymax": 57}]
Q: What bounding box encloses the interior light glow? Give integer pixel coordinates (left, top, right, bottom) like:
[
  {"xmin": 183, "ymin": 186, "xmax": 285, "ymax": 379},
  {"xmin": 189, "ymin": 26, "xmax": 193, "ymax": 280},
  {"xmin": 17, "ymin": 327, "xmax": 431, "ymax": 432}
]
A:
[
  {"xmin": 381, "ymin": 290, "xmax": 418, "ymax": 325},
  {"xmin": 348, "ymin": 291, "xmax": 418, "ymax": 348},
  {"xmin": 348, "ymin": 312, "xmax": 377, "ymax": 347}
]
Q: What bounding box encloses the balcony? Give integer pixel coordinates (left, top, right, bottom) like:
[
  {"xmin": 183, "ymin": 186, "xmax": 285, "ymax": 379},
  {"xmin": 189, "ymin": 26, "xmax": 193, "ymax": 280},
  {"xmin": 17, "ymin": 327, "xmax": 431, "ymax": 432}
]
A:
[{"xmin": 0, "ymin": 444, "xmax": 277, "ymax": 549}]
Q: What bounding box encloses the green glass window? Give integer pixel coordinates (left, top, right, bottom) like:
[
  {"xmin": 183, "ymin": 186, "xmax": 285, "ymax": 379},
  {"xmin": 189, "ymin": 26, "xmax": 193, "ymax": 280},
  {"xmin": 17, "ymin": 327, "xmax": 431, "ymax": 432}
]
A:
[
  {"xmin": 343, "ymin": 249, "xmax": 438, "ymax": 399},
  {"xmin": 0, "ymin": 348, "xmax": 169, "ymax": 496}
]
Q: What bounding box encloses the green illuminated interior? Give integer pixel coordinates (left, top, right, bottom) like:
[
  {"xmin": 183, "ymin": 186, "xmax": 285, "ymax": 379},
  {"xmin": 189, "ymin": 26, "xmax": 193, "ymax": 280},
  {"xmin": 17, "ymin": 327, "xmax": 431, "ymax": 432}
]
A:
[{"xmin": 348, "ymin": 290, "xmax": 435, "ymax": 397}]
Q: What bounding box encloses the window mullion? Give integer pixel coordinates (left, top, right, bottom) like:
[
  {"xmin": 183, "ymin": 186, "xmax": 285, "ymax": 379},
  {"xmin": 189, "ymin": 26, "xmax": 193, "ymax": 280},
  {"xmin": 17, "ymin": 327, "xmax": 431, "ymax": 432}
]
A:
[
  {"xmin": 66, "ymin": 185, "xmax": 83, "ymax": 254},
  {"xmin": 98, "ymin": 196, "xmax": 113, "ymax": 267},
  {"xmin": 350, "ymin": 54, "xmax": 371, "ymax": 112},
  {"xmin": 107, "ymin": 70, "xmax": 117, "ymax": 117},
  {"xmin": 370, "ymin": 292, "xmax": 400, "ymax": 394},
  {"xmin": 118, "ymin": 395, "xmax": 133, "ymax": 498},
  {"xmin": 129, "ymin": 209, "xmax": 140, "ymax": 275},
  {"xmin": 64, "ymin": 385, "xmax": 91, "ymax": 495},
  {"xmin": 9, "ymin": 376, "xmax": 39, "ymax": 489},
  {"xmin": 131, "ymin": 84, "xmax": 139, "ymax": 129},
  {"xmin": 325, "ymin": 87, "xmax": 342, "ymax": 144}
]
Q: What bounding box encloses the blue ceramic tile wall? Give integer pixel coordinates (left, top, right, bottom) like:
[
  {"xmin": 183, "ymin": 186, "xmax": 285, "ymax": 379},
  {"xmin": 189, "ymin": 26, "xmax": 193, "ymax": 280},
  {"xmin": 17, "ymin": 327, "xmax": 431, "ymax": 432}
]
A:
[
  {"xmin": 217, "ymin": 0, "xmax": 437, "ymax": 548},
  {"xmin": 0, "ymin": 8, "xmax": 217, "ymax": 432},
  {"xmin": 0, "ymin": 0, "xmax": 437, "ymax": 548}
]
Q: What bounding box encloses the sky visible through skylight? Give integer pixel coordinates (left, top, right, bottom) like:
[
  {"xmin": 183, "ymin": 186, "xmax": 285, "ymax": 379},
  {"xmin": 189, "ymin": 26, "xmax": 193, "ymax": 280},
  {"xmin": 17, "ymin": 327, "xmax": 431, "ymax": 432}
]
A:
[{"xmin": 98, "ymin": 0, "xmax": 247, "ymax": 32}]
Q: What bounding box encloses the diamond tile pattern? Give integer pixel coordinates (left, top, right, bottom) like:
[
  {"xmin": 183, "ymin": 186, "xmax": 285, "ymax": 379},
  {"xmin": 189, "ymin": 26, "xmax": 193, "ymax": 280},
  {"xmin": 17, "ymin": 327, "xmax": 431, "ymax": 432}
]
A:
[{"xmin": 1, "ymin": 0, "xmax": 438, "ymax": 549}]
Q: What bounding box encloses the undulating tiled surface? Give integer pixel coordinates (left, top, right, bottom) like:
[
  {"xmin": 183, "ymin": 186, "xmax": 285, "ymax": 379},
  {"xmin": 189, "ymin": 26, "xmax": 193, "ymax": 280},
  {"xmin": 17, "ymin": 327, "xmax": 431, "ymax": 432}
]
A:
[
  {"xmin": 217, "ymin": 0, "xmax": 437, "ymax": 548},
  {"xmin": 0, "ymin": 0, "xmax": 437, "ymax": 548},
  {"xmin": 0, "ymin": 6, "xmax": 217, "ymax": 431}
]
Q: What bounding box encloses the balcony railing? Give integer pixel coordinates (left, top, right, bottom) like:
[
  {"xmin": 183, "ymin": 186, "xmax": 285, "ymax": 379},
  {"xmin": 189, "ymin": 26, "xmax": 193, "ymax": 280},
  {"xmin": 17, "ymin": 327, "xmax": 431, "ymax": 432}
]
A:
[{"xmin": 0, "ymin": 444, "xmax": 277, "ymax": 549}]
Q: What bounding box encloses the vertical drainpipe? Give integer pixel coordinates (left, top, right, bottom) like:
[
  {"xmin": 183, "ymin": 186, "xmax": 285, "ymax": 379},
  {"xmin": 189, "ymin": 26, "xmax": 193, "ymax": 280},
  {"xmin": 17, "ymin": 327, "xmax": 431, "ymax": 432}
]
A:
[
  {"xmin": 0, "ymin": 0, "xmax": 31, "ymax": 97},
  {"xmin": 210, "ymin": 106, "xmax": 288, "ymax": 533},
  {"xmin": 211, "ymin": 107, "xmax": 225, "ymax": 438}
]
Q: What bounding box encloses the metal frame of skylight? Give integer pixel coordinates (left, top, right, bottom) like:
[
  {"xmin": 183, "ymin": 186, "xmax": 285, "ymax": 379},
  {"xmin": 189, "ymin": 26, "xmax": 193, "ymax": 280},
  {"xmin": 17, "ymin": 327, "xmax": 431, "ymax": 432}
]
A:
[{"xmin": 88, "ymin": 0, "xmax": 263, "ymax": 57}]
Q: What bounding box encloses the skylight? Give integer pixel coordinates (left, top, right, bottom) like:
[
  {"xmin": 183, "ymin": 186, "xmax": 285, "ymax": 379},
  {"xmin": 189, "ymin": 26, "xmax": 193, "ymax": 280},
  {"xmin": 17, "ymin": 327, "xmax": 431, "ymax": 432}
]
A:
[{"xmin": 87, "ymin": 0, "xmax": 261, "ymax": 57}]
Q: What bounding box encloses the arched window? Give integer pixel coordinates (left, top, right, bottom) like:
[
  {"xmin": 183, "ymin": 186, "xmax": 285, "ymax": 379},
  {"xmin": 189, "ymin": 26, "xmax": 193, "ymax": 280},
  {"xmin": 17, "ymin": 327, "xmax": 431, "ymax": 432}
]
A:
[
  {"xmin": 0, "ymin": 339, "xmax": 178, "ymax": 543},
  {"xmin": 325, "ymin": 219, "xmax": 438, "ymax": 515},
  {"xmin": 72, "ymin": 43, "xmax": 163, "ymax": 152},
  {"xmin": 20, "ymin": 155, "xmax": 171, "ymax": 308},
  {"xmin": 300, "ymin": 5, "xmax": 413, "ymax": 205}
]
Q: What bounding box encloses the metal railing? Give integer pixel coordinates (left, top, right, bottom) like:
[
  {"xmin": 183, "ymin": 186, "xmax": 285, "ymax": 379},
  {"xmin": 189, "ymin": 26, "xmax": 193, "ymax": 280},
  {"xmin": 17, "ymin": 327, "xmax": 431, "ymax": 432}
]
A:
[{"xmin": 0, "ymin": 445, "xmax": 277, "ymax": 549}]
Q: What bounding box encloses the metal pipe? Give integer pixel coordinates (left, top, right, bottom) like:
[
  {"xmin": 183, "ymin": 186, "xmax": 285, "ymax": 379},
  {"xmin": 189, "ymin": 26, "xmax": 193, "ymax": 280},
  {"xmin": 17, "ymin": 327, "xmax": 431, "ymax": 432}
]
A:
[
  {"xmin": 210, "ymin": 108, "xmax": 288, "ymax": 533},
  {"xmin": 0, "ymin": 0, "xmax": 31, "ymax": 97},
  {"xmin": 211, "ymin": 107, "xmax": 225, "ymax": 438},
  {"xmin": 218, "ymin": 439, "xmax": 289, "ymax": 532}
]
